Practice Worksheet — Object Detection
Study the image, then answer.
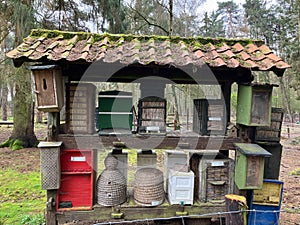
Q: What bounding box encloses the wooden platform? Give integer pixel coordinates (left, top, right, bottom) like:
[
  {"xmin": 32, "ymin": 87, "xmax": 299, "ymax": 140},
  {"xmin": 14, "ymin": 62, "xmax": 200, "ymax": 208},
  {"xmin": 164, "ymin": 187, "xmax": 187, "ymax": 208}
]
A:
[
  {"xmin": 56, "ymin": 201, "xmax": 226, "ymax": 224},
  {"xmin": 58, "ymin": 133, "xmax": 241, "ymax": 150}
]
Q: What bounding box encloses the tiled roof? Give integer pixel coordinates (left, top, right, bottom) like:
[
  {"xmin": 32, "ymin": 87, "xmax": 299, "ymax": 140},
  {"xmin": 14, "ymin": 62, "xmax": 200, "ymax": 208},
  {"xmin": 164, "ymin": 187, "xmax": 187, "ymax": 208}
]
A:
[{"xmin": 7, "ymin": 29, "xmax": 290, "ymax": 75}]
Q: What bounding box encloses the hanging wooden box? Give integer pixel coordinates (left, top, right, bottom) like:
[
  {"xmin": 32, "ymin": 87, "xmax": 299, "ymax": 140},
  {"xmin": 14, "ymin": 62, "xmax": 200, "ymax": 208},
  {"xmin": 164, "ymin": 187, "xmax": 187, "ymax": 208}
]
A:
[
  {"xmin": 138, "ymin": 96, "xmax": 166, "ymax": 133},
  {"xmin": 237, "ymin": 84, "xmax": 273, "ymax": 126},
  {"xmin": 234, "ymin": 143, "xmax": 272, "ymax": 190},
  {"xmin": 97, "ymin": 91, "xmax": 133, "ymax": 131},
  {"xmin": 32, "ymin": 66, "xmax": 64, "ymax": 112},
  {"xmin": 56, "ymin": 149, "xmax": 94, "ymax": 211},
  {"xmin": 255, "ymin": 108, "xmax": 284, "ymax": 142},
  {"xmin": 66, "ymin": 83, "xmax": 96, "ymax": 134},
  {"xmin": 193, "ymin": 99, "xmax": 227, "ymax": 135},
  {"xmin": 168, "ymin": 169, "xmax": 194, "ymax": 205},
  {"xmin": 198, "ymin": 158, "xmax": 234, "ymax": 203}
]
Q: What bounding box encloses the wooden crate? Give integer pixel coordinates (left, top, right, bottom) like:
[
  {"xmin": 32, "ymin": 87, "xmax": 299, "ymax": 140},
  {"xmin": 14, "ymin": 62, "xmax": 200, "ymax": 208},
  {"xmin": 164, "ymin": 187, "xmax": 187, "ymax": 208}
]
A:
[
  {"xmin": 193, "ymin": 99, "xmax": 226, "ymax": 135},
  {"xmin": 255, "ymin": 108, "xmax": 284, "ymax": 142},
  {"xmin": 66, "ymin": 83, "xmax": 96, "ymax": 134},
  {"xmin": 138, "ymin": 96, "xmax": 166, "ymax": 133}
]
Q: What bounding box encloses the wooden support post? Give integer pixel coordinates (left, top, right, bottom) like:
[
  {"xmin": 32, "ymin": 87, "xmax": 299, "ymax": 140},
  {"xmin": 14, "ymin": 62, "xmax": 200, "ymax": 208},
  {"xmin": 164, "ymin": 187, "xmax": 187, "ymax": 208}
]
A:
[
  {"xmin": 225, "ymin": 194, "xmax": 247, "ymax": 225},
  {"xmin": 46, "ymin": 190, "xmax": 57, "ymax": 225},
  {"xmin": 48, "ymin": 112, "xmax": 60, "ymax": 141}
]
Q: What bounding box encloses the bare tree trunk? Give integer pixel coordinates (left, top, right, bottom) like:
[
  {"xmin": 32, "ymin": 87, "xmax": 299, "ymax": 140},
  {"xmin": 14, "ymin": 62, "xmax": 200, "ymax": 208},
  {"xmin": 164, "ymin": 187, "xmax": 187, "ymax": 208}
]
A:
[
  {"xmin": 279, "ymin": 76, "xmax": 293, "ymax": 122},
  {"xmin": 1, "ymin": 86, "xmax": 8, "ymax": 121},
  {"xmin": 171, "ymin": 84, "xmax": 180, "ymax": 127},
  {"xmin": 169, "ymin": 0, "xmax": 173, "ymax": 36}
]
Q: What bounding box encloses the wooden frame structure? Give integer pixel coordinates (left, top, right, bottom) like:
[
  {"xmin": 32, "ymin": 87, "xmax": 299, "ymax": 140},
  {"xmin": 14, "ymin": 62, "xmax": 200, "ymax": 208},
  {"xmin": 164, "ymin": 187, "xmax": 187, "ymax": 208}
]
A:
[{"xmin": 7, "ymin": 29, "xmax": 290, "ymax": 225}]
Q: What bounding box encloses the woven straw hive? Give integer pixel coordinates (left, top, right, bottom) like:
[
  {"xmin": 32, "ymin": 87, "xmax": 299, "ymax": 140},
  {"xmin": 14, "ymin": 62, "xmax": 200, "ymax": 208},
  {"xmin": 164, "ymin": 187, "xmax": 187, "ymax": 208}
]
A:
[
  {"xmin": 134, "ymin": 168, "xmax": 165, "ymax": 206},
  {"xmin": 97, "ymin": 155, "xmax": 127, "ymax": 206}
]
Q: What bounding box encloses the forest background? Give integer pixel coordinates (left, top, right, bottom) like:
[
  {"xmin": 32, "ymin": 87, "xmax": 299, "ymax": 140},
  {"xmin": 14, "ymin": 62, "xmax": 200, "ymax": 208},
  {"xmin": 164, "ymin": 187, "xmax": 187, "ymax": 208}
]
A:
[{"xmin": 0, "ymin": 0, "xmax": 299, "ymax": 146}]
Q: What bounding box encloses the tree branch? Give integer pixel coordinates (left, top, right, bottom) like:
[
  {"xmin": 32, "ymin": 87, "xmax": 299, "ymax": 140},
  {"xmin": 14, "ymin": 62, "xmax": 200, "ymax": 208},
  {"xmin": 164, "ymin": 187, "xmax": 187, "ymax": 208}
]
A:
[{"xmin": 128, "ymin": 4, "xmax": 169, "ymax": 35}]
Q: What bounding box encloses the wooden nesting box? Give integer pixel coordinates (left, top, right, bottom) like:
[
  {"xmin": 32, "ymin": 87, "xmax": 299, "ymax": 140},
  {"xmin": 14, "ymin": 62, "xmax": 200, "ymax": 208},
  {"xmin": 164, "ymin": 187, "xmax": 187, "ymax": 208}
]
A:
[
  {"xmin": 66, "ymin": 83, "xmax": 96, "ymax": 134},
  {"xmin": 32, "ymin": 66, "xmax": 64, "ymax": 112},
  {"xmin": 57, "ymin": 149, "xmax": 95, "ymax": 211},
  {"xmin": 255, "ymin": 108, "xmax": 284, "ymax": 142},
  {"xmin": 38, "ymin": 141, "xmax": 62, "ymax": 190},
  {"xmin": 237, "ymin": 84, "xmax": 273, "ymax": 126},
  {"xmin": 198, "ymin": 158, "xmax": 234, "ymax": 203},
  {"xmin": 138, "ymin": 96, "xmax": 166, "ymax": 133},
  {"xmin": 193, "ymin": 99, "xmax": 227, "ymax": 135},
  {"xmin": 234, "ymin": 143, "xmax": 272, "ymax": 190}
]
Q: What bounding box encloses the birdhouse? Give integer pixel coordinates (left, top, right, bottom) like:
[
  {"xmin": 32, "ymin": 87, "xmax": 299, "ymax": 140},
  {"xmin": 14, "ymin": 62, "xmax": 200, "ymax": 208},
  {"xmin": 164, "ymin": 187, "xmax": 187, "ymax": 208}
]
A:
[
  {"xmin": 234, "ymin": 143, "xmax": 272, "ymax": 190},
  {"xmin": 236, "ymin": 84, "xmax": 273, "ymax": 126},
  {"xmin": 31, "ymin": 65, "xmax": 64, "ymax": 112}
]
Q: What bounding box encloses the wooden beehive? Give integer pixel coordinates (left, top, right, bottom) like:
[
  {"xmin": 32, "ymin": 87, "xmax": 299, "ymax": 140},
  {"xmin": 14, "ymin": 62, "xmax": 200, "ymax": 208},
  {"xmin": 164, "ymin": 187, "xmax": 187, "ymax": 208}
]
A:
[
  {"xmin": 32, "ymin": 67, "xmax": 64, "ymax": 112},
  {"xmin": 255, "ymin": 108, "xmax": 284, "ymax": 142},
  {"xmin": 138, "ymin": 96, "xmax": 166, "ymax": 133},
  {"xmin": 237, "ymin": 84, "xmax": 273, "ymax": 126},
  {"xmin": 193, "ymin": 99, "xmax": 226, "ymax": 135},
  {"xmin": 66, "ymin": 83, "xmax": 96, "ymax": 134},
  {"xmin": 234, "ymin": 143, "xmax": 272, "ymax": 190},
  {"xmin": 198, "ymin": 158, "xmax": 234, "ymax": 203}
]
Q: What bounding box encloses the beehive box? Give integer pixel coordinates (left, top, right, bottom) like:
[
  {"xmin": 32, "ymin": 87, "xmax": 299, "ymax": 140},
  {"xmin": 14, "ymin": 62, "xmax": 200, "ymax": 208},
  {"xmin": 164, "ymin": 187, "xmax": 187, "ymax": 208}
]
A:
[
  {"xmin": 255, "ymin": 108, "xmax": 284, "ymax": 142},
  {"xmin": 198, "ymin": 158, "xmax": 234, "ymax": 203},
  {"xmin": 65, "ymin": 83, "xmax": 96, "ymax": 134},
  {"xmin": 168, "ymin": 169, "xmax": 194, "ymax": 205},
  {"xmin": 248, "ymin": 179, "xmax": 284, "ymax": 225},
  {"xmin": 97, "ymin": 91, "xmax": 133, "ymax": 131},
  {"xmin": 234, "ymin": 143, "xmax": 272, "ymax": 190},
  {"xmin": 138, "ymin": 96, "xmax": 166, "ymax": 133},
  {"xmin": 56, "ymin": 149, "xmax": 94, "ymax": 211},
  {"xmin": 193, "ymin": 99, "xmax": 227, "ymax": 135},
  {"xmin": 237, "ymin": 84, "xmax": 273, "ymax": 126},
  {"xmin": 164, "ymin": 151, "xmax": 189, "ymax": 191}
]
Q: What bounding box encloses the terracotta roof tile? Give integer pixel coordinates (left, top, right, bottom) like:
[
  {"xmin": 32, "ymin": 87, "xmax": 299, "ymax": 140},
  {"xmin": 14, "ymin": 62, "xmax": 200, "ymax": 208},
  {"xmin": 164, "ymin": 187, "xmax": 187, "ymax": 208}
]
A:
[{"xmin": 6, "ymin": 29, "xmax": 290, "ymax": 75}]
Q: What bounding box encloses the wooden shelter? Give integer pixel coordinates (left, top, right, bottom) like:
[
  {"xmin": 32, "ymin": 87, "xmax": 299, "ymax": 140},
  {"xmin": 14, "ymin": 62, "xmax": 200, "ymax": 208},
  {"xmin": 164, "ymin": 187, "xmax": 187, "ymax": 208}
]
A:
[{"xmin": 7, "ymin": 29, "xmax": 290, "ymax": 225}]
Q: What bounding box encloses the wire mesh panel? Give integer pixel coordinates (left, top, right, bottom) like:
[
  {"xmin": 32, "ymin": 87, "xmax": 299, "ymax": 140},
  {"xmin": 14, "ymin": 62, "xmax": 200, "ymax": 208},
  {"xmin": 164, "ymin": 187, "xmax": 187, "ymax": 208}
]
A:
[{"xmin": 38, "ymin": 142, "xmax": 62, "ymax": 190}]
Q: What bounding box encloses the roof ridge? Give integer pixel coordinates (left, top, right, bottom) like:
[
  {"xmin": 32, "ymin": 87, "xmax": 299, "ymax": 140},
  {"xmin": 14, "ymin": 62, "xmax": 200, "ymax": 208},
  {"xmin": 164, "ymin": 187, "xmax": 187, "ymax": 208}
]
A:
[{"xmin": 29, "ymin": 29, "xmax": 265, "ymax": 47}]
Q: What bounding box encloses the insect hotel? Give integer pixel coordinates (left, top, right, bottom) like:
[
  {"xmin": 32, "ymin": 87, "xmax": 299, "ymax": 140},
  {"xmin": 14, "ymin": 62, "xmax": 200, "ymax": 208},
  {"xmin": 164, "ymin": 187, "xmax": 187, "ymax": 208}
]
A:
[{"xmin": 7, "ymin": 29, "xmax": 289, "ymax": 225}]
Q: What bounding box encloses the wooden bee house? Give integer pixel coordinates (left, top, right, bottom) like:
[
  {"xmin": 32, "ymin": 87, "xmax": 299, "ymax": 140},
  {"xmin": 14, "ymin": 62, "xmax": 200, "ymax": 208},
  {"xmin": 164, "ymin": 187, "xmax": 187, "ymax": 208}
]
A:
[
  {"xmin": 32, "ymin": 66, "xmax": 64, "ymax": 112},
  {"xmin": 236, "ymin": 84, "xmax": 273, "ymax": 126},
  {"xmin": 234, "ymin": 143, "xmax": 272, "ymax": 190},
  {"xmin": 193, "ymin": 99, "xmax": 227, "ymax": 135}
]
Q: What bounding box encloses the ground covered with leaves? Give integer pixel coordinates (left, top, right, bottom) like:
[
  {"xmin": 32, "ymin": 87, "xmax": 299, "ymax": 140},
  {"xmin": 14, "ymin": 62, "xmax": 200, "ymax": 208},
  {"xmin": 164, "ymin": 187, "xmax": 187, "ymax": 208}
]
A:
[{"xmin": 0, "ymin": 123, "xmax": 300, "ymax": 224}]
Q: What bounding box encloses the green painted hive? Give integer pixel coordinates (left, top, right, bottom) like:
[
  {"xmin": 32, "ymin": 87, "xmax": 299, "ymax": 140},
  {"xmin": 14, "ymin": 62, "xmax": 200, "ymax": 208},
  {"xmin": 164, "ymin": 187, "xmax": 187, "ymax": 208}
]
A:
[
  {"xmin": 97, "ymin": 90, "xmax": 133, "ymax": 130},
  {"xmin": 236, "ymin": 84, "xmax": 273, "ymax": 126},
  {"xmin": 234, "ymin": 143, "xmax": 272, "ymax": 190}
]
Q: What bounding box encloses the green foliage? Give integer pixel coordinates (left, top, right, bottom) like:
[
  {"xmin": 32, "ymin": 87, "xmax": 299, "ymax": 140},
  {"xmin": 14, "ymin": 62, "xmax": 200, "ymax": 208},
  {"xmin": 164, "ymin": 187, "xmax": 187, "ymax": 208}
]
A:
[
  {"xmin": 0, "ymin": 169, "xmax": 46, "ymax": 224},
  {"xmin": 0, "ymin": 138, "xmax": 23, "ymax": 150},
  {"xmin": 21, "ymin": 214, "xmax": 45, "ymax": 225}
]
